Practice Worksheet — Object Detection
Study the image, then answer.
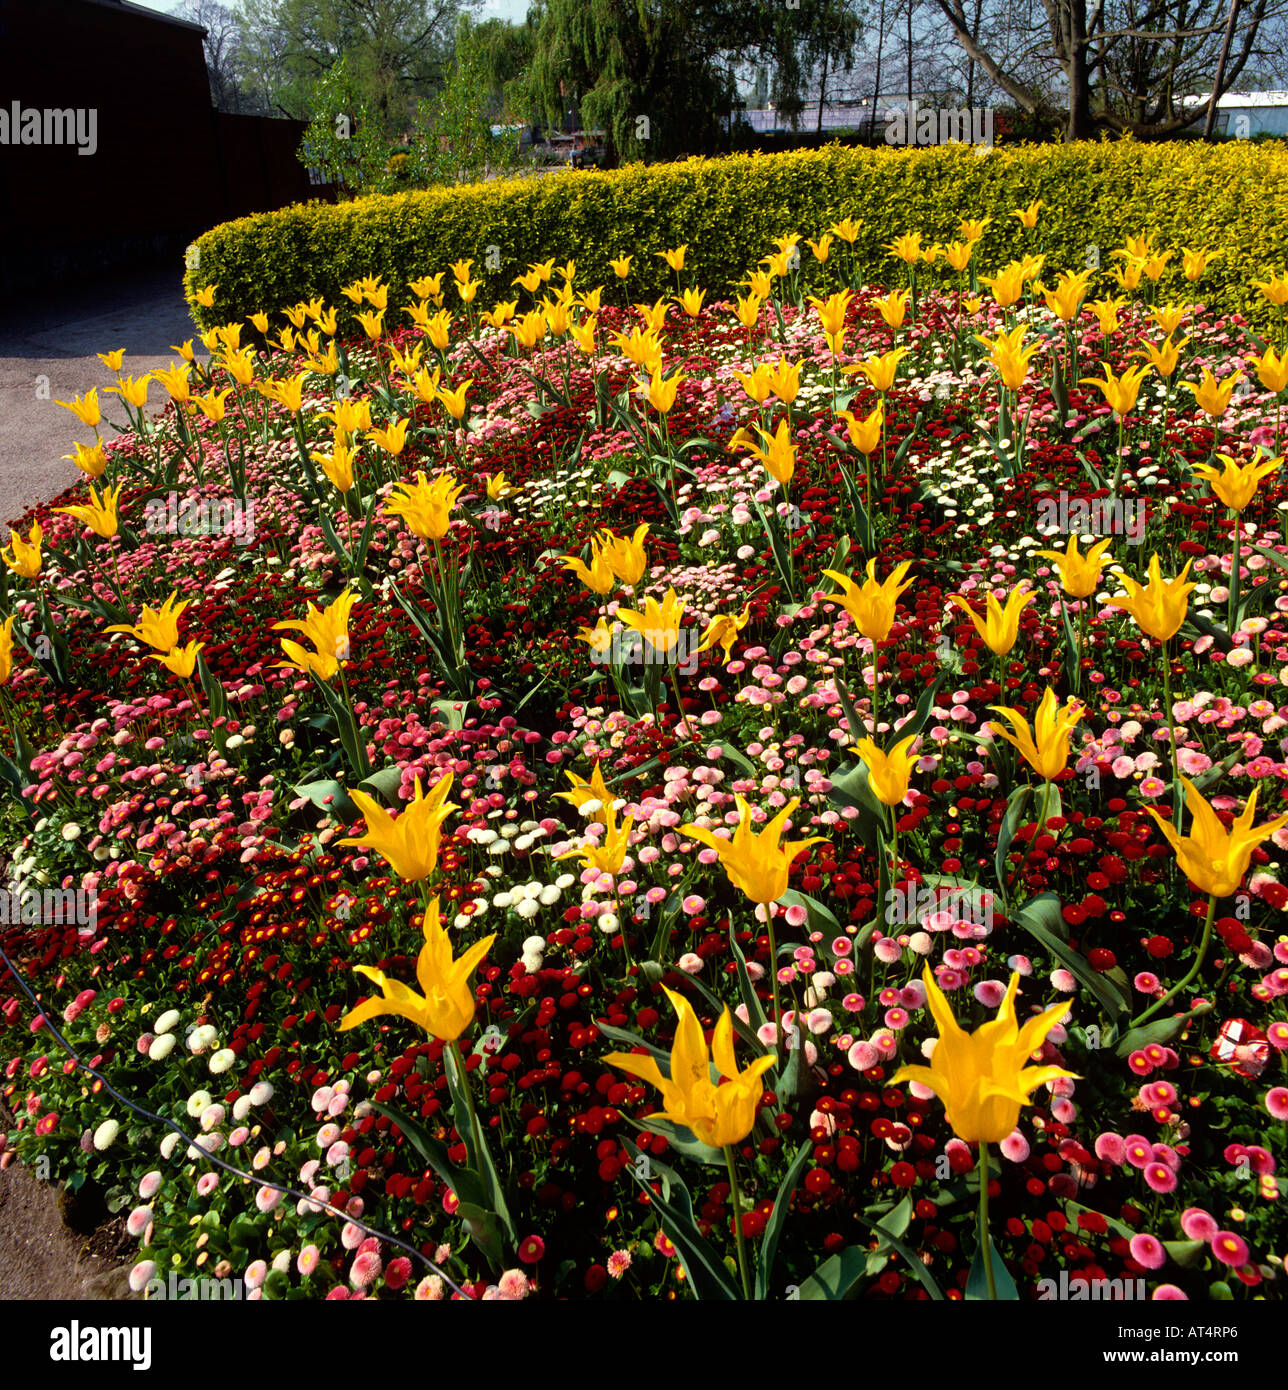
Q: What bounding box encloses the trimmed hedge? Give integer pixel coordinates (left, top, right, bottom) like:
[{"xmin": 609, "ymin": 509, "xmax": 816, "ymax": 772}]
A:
[{"xmin": 185, "ymin": 139, "xmax": 1288, "ymax": 334}]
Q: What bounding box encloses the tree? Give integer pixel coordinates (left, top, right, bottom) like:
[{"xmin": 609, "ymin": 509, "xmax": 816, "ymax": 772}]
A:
[
  {"xmin": 233, "ymin": 0, "xmax": 481, "ymax": 133},
  {"xmin": 296, "ymin": 54, "xmax": 393, "ymax": 196},
  {"xmin": 170, "ymin": 0, "xmax": 260, "ymax": 112}
]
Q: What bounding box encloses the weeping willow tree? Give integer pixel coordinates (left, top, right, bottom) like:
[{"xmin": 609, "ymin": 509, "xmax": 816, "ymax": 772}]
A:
[{"xmin": 525, "ymin": 0, "xmax": 861, "ymax": 162}]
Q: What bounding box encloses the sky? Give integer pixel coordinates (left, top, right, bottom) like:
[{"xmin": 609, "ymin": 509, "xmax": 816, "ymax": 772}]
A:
[{"xmin": 130, "ymin": 0, "xmax": 531, "ymax": 22}]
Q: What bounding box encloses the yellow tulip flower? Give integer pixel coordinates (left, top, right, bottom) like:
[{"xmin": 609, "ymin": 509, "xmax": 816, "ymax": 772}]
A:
[
  {"xmin": 1183, "ymin": 368, "xmax": 1243, "ymax": 418},
  {"xmin": 1034, "ymin": 533, "xmax": 1113, "ymax": 599},
  {"xmin": 105, "ymin": 590, "xmax": 193, "ymax": 653},
  {"xmin": 437, "ymin": 380, "xmax": 473, "ymax": 421},
  {"xmin": 1079, "ymin": 362, "xmax": 1152, "ymax": 417},
  {"xmin": 355, "ymin": 310, "xmax": 384, "ymax": 342},
  {"xmin": 873, "ymin": 289, "xmax": 910, "ymax": 330},
  {"xmin": 732, "ymin": 363, "xmax": 775, "ymax": 406},
  {"xmin": 980, "ymin": 323, "xmax": 1039, "ymax": 391},
  {"xmin": 943, "ymin": 240, "xmax": 974, "ymax": 272},
  {"xmin": 97, "ymin": 348, "xmax": 126, "ymax": 372},
  {"xmin": 609, "ymin": 255, "xmax": 633, "ymax": 278},
  {"xmin": 1087, "ymin": 298, "xmax": 1125, "ymax": 335},
  {"xmin": 150, "ymin": 640, "xmax": 204, "ymax": 679},
  {"xmin": 56, "ymin": 388, "xmax": 101, "ymax": 429},
  {"xmin": 1251, "ymin": 346, "xmax": 1288, "ymax": 396},
  {"xmin": 765, "ymin": 357, "xmax": 801, "ymax": 405},
  {"xmin": 616, "ymin": 587, "xmax": 686, "ymax": 655},
  {"xmin": 831, "ymin": 217, "xmax": 863, "ymax": 243},
  {"xmin": 273, "ymin": 588, "xmax": 357, "ymax": 668},
  {"xmin": 660, "ymin": 245, "xmax": 687, "ymax": 272},
  {"xmin": 1253, "ymin": 273, "xmax": 1288, "ymax": 308},
  {"xmin": 194, "ymin": 285, "xmax": 217, "ymax": 309},
  {"xmin": 192, "ymin": 388, "xmax": 232, "ymax": 424},
  {"xmin": 152, "ymin": 362, "xmax": 192, "ymax": 403},
  {"xmin": 560, "ymin": 541, "xmax": 615, "ymax": 596},
  {"xmin": 980, "ymin": 263, "xmax": 1026, "ymax": 309},
  {"xmin": 808, "ymin": 289, "xmax": 852, "ymax": 341},
  {"xmin": 337, "ymin": 772, "xmax": 459, "ymax": 883},
  {"xmin": 485, "ymin": 472, "xmax": 518, "ymax": 501},
  {"xmin": 339, "ymin": 896, "xmax": 495, "ymax": 1043},
  {"xmin": 844, "ymin": 347, "xmax": 909, "ymax": 394},
  {"xmin": 1134, "ymin": 335, "xmax": 1188, "ymax": 380},
  {"xmin": 642, "ymin": 367, "xmax": 684, "ymax": 415},
  {"xmin": 385, "ymin": 472, "xmax": 465, "ymax": 541},
  {"xmin": 681, "ymin": 794, "xmax": 825, "ymax": 906},
  {"xmin": 0, "ymin": 614, "xmax": 16, "ymax": 686},
  {"xmin": 694, "ymin": 603, "xmax": 751, "ymax": 665},
  {"xmin": 836, "ymin": 402, "xmax": 883, "ymax": 455},
  {"xmin": 851, "ymin": 733, "xmax": 919, "ymax": 806},
  {"xmin": 1011, "ymin": 200, "xmax": 1043, "ymax": 229},
  {"xmin": 948, "ymin": 584, "xmax": 1036, "ymax": 656},
  {"xmin": 554, "ymin": 761, "xmax": 617, "ymax": 823},
  {"xmin": 730, "ymin": 418, "xmax": 796, "ymax": 488},
  {"xmin": 676, "ymin": 287, "xmax": 707, "ymax": 318},
  {"xmin": 1042, "ymin": 270, "xmax": 1093, "ymax": 323},
  {"xmin": 570, "ymin": 316, "xmax": 598, "ymax": 354},
  {"xmin": 1149, "ymin": 304, "xmax": 1188, "ymax": 338},
  {"xmin": 892, "ymin": 965, "xmax": 1076, "ymax": 1144},
  {"xmin": 806, "ymin": 233, "xmax": 834, "ymax": 263},
  {"xmin": 1193, "ymin": 449, "xmax": 1283, "ymax": 513},
  {"xmin": 822, "ymin": 559, "xmax": 914, "ymax": 643},
  {"xmin": 311, "ymin": 441, "xmax": 357, "ymax": 494},
  {"xmin": 54, "ymin": 481, "xmax": 122, "ymax": 539},
  {"xmin": 1145, "ymin": 777, "xmax": 1288, "ymax": 899},
  {"xmin": 367, "ymin": 416, "xmax": 410, "ymax": 456},
  {"xmin": 603, "ymin": 988, "xmax": 776, "ymax": 1149},
  {"xmin": 987, "ymin": 688, "xmax": 1087, "ymax": 781},
  {"xmin": 1107, "ymin": 553, "xmax": 1196, "ymax": 643},
  {"xmin": 597, "ymin": 523, "xmax": 650, "ymax": 587},
  {"xmin": 555, "ymin": 800, "xmax": 635, "ymax": 876},
  {"xmin": 1182, "ymin": 247, "xmax": 1219, "ymax": 281},
  {"xmin": 886, "ymin": 231, "xmax": 926, "ymax": 265},
  {"xmin": 63, "ymin": 441, "xmax": 108, "ymax": 479},
  {"xmin": 2, "ymin": 521, "xmax": 43, "ymax": 579}
]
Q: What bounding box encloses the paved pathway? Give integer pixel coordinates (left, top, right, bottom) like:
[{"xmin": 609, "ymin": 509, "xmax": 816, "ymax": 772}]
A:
[{"xmin": 0, "ymin": 266, "xmax": 209, "ymax": 529}]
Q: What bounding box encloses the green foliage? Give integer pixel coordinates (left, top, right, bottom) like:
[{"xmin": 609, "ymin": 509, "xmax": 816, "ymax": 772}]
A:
[
  {"xmin": 190, "ymin": 139, "xmax": 1288, "ymax": 335},
  {"xmin": 297, "ymin": 56, "xmax": 397, "ymax": 200}
]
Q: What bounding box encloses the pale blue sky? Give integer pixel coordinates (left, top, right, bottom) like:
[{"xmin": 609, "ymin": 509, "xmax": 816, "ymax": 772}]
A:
[{"xmin": 130, "ymin": 0, "xmax": 531, "ymax": 22}]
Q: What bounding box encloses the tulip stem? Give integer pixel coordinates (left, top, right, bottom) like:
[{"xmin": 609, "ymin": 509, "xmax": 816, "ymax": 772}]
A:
[
  {"xmin": 1160, "ymin": 643, "xmax": 1183, "ymax": 836},
  {"xmin": 724, "ymin": 1145, "xmax": 752, "ymax": 1299},
  {"xmin": 1130, "ymin": 893, "xmax": 1217, "ymax": 1029},
  {"xmin": 766, "ymin": 904, "xmax": 784, "ymax": 1060},
  {"xmin": 450, "ymin": 1037, "xmax": 487, "ymax": 1174},
  {"xmin": 977, "ymin": 1144, "xmax": 997, "ymax": 1301}
]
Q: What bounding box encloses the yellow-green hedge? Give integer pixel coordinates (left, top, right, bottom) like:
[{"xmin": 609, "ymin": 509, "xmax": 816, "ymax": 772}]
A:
[{"xmin": 185, "ymin": 139, "xmax": 1288, "ymax": 335}]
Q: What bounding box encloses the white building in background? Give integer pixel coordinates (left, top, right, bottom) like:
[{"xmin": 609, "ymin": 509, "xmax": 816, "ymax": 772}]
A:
[{"xmin": 1182, "ymin": 90, "xmax": 1288, "ymax": 137}]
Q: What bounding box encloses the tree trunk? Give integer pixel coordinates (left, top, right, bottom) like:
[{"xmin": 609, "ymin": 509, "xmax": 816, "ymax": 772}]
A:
[
  {"xmin": 871, "ymin": 0, "xmax": 887, "ymax": 140},
  {"xmin": 1065, "ymin": 0, "xmax": 1094, "ymax": 140},
  {"xmin": 817, "ymin": 47, "xmax": 829, "ymax": 132}
]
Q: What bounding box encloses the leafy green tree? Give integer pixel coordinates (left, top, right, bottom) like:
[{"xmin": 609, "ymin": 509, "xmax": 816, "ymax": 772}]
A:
[{"xmin": 297, "ymin": 55, "xmax": 394, "ymax": 197}]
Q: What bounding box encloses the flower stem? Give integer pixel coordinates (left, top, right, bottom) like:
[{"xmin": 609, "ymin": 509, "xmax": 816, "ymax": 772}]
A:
[
  {"xmin": 978, "ymin": 1143, "xmax": 997, "ymax": 1301},
  {"xmin": 450, "ymin": 1036, "xmax": 486, "ymax": 1172},
  {"xmin": 1130, "ymin": 893, "xmax": 1217, "ymax": 1029},
  {"xmin": 1160, "ymin": 642, "xmax": 1182, "ymax": 835},
  {"xmin": 766, "ymin": 904, "xmax": 783, "ymax": 1059},
  {"xmin": 724, "ymin": 1144, "xmax": 752, "ymax": 1300}
]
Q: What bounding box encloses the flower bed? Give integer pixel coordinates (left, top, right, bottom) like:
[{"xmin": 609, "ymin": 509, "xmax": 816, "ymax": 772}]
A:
[{"xmin": 3, "ymin": 222, "xmax": 1288, "ymax": 1303}]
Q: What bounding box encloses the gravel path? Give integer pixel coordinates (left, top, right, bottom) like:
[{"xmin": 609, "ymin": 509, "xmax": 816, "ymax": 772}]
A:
[{"xmin": 0, "ymin": 266, "xmax": 209, "ymax": 529}]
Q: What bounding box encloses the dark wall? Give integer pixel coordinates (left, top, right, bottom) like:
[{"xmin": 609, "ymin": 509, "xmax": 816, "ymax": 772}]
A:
[{"xmin": 0, "ymin": 0, "xmax": 329, "ymax": 298}]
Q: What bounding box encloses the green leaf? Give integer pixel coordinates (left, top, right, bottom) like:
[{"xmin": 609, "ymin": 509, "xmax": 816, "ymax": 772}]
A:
[
  {"xmin": 1013, "ymin": 893, "xmax": 1130, "ymax": 1021},
  {"xmin": 1113, "ymin": 1001, "xmax": 1213, "ymax": 1057},
  {"xmin": 595, "ymin": 1020, "xmax": 672, "ymax": 1075},
  {"xmin": 622, "ymin": 1140, "xmax": 739, "ymax": 1300},
  {"xmin": 292, "ymin": 778, "xmax": 357, "ymax": 820},
  {"xmin": 356, "ymin": 765, "xmax": 404, "ymax": 804},
  {"xmin": 754, "ymin": 1141, "xmax": 812, "ymax": 1300},
  {"xmin": 993, "ymin": 783, "xmax": 1033, "ymax": 895},
  {"xmin": 965, "ymin": 1234, "xmax": 1020, "ymax": 1300},
  {"xmin": 629, "ymin": 1115, "xmax": 724, "ymax": 1167}
]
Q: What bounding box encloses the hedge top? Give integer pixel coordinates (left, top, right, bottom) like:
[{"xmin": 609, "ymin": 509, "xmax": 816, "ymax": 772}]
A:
[{"xmin": 185, "ymin": 139, "xmax": 1288, "ymax": 334}]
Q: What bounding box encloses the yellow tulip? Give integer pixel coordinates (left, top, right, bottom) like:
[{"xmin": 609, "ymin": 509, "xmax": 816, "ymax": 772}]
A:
[
  {"xmin": 194, "ymin": 285, "xmax": 217, "ymax": 309},
  {"xmin": 980, "ymin": 263, "xmax": 1027, "ymax": 310},
  {"xmin": 1034, "ymin": 533, "xmax": 1113, "ymax": 599},
  {"xmin": 676, "ymin": 287, "xmax": 707, "ymax": 318},
  {"xmin": 1011, "ymin": 199, "xmax": 1043, "ymax": 228},
  {"xmin": 836, "ymin": 403, "xmax": 883, "ymax": 455},
  {"xmin": 1149, "ymin": 304, "xmax": 1188, "ymax": 338},
  {"xmin": 339, "ymin": 897, "xmax": 495, "ymax": 1043},
  {"xmin": 367, "ymin": 416, "xmax": 410, "ymax": 456},
  {"xmin": 554, "ymin": 761, "xmax": 617, "ymax": 823},
  {"xmin": 642, "ymin": 367, "xmax": 684, "ymax": 415},
  {"xmin": 1251, "ymin": 346, "xmax": 1288, "ymax": 396},
  {"xmin": 822, "ymin": 559, "xmax": 914, "ymax": 643},
  {"xmin": 54, "ymin": 482, "xmax": 122, "ymax": 539},
  {"xmin": 597, "ymin": 523, "xmax": 649, "ymax": 587},
  {"xmin": 844, "ymin": 347, "xmax": 909, "ymax": 394},
  {"xmin": 56, "ymin": 388, "xmax": 101, "ymax": 429},
  {"xmin": 105, "ymin": 590, "xmax": 192, "ymax": 653},
  {"xmin": 152, "ymin": 362, "xmax": 192, "ymax": 403},
  {"xmin": 337, "ymin": 771, "xmax": 458, "ymax": 883},
  {"xmin": 1183, "ymin": 368, "xmax": 1243, "ymax": 419},
  {"xmin": 892, "ymin": 965, "xmax": 1076, "ymax": 1144},
  {"xmin": 1107, "ymin": 553, "xmax": 1196, "ymax": 643},
  {"xmin": 831, "ymin": 217, "xmax": 863, "ymax": 243},
  {"xmin": 555, "ymin": 800, "xmax": 635, "ymax": 876},
  {"xmin": 192, "ymin": 388, "xmax": 232, "ymax": 424},
  {"xmin": 851, "ymin": 733, "xmax": 919, "ymax": 806},
  {"xmin": 694, "ymin": 603, "xmax": 751, "ymax": 665},
  {"xmin": 384, "ymin": 472, "xmax": 465, "ymax": 541},
  {"xmin": 437, "ymin": 380, "xmax": 473, "ymax": 421},
  {"xmin": 1134, "ymin": 335, "xmax": 1188, "ymax": 380},
  {"xmin": 355, "ymin": 310, "xmax": 384, "ymax": 341},
  {"xmin": 948, "ymin": 584, "xmax": 1036, "ymax": 656},
  {"xmin": 311, "ymin": 441, "xmax": 357, "ymax": 494},
  {"xmin": 2, "ymin": 521, "xmax": 42, "ymax": 579},
  {"xmin": 681, "ymin": 794, "xmax": 825, "ymax": 906},
  {"xmin": 570, "ymin": 316, "xmax": 598, "ymax": 354},
  {"xmin": 980, "ymin": 323, "xmax": 1039, "ymax": 391},
  {"xmin": 943, "ymin": 240, "xmax": 974, "ymax": 272},
  {"xmin": 0, "ymin": 614, "xmax": 15, "ymax": 685},
  {"xmin": 1182, "ymin": 247, "xmax": 1219, "ymax": 281},
  {"xmin": 765, "ymin": 357, "xmax": 800, "ymax": 405},
  {"xmin": 616, "ymin": 588, "xmax": 686, "ymax": 655},
  {"xmin": 1087, "ymin": 298, "xmax": 1125, "ymax": 335},
  {"xmin": 808, "ymin": 289, "xmax": 852, "ymax": 341},
  {"xmin": 987, "ymin": 688, "xmax": 1087, "ymax": 781},
  {"xmin": 660, "ymin": 245, "xmax": 687, "ymax": 272},
  {"xmin": 729, "ymin": 418, "xmax": 796, "ymax": 488},
  {"xmin": 1145, "ymin": 777, "xmax": 1288, "ymax": 899},
  {"xmin": 609, "ymin": 255, "xmax": 633, "ymax": 278},
  {"xmin": 1193, "ymin": 449, "xmax": 1283, "ymax": 513},
  {"xmin": 97, "ymin": 348, "xmax": 126, "ymax": 372},
  {"xmin": 63, "ymin": 440, "xmax": 107, "ymax": 479},
  {"xmin": 873, "ymin": 289, "xmax": 910, "ymax": 330},
  {"xmin": 1079, "ymin": 362, "xmax": 1152, "ymax": 417},
  {"xmin": 560, "ymin": 541, "xmax": 615, "ymax": 596},
  {"xmin": 603, "ymin": 988, "xmax": 775, "ymax": 1149},
  {"xmin": 806, "ymin": 233, "xmax": 833, "ymax": 263},
  {"xmin": 1253, "ymin": 273, "xmax": 1288, "ymax": 307},
  {"xmin": 273, "ymin": 588, "xmax": 357, "ymax": 670},
  {"xmin": 1042, "ymin": 270, "xmax": 1093, "ymax": 323},
  {"xmin": 887, "ymin": 231, "xmax": 926, "ymax": 265},
  {"xmin": 732, "ymin": 363, "xmax": 775, "ymax": 406},
  {"xmin": 150, "ymin": 640, "xmax": 204, "ymax": 679}
]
